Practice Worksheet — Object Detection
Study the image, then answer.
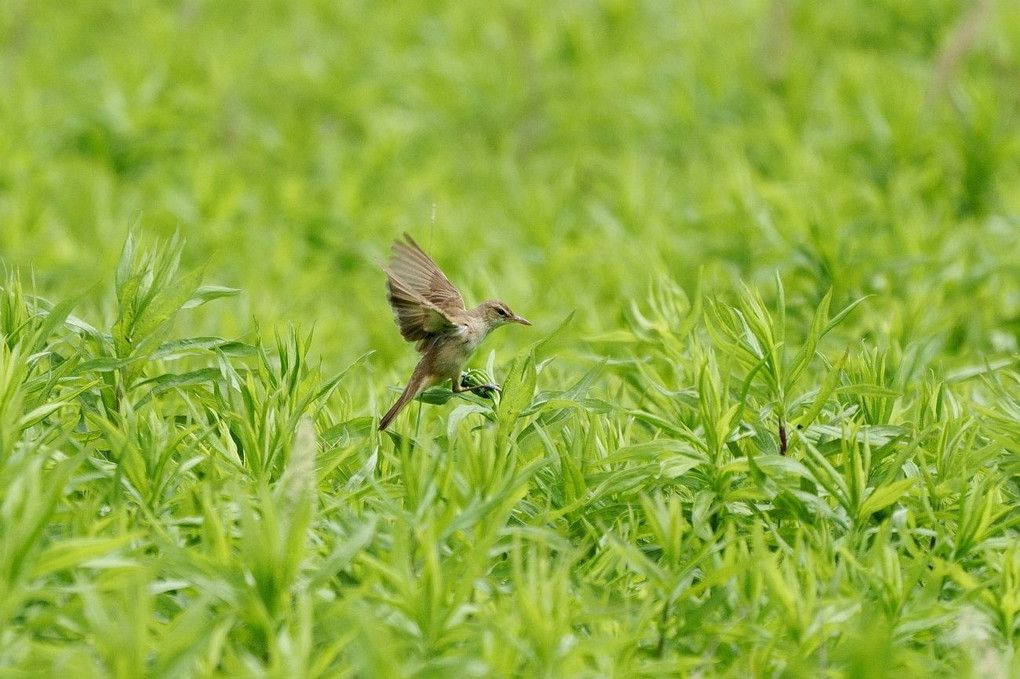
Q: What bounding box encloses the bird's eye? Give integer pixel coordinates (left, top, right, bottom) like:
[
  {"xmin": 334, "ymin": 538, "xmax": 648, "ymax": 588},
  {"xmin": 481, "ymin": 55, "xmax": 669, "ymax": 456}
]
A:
[{"xmin": 497, "ymin": 307, "xmax": 508, "ymax": 316}]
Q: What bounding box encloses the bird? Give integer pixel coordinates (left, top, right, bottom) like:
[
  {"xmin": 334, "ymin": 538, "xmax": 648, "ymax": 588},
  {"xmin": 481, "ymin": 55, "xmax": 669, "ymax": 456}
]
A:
[{"xmin": 378, "ymin": 233, "xmax": 531, "ymax": 431}]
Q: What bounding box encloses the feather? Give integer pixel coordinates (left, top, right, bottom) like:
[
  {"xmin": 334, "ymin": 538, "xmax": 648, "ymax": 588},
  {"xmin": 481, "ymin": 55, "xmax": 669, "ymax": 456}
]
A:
[{"xmin": 383, "ymin": 233, "xmax": 467, "ymax": 353}]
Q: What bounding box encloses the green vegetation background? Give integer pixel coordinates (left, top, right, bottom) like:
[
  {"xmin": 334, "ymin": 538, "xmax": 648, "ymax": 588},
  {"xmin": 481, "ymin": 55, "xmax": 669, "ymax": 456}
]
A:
[{"xmin": 1, "ymin": 0, "xmax": 1019, "ymax": 677}]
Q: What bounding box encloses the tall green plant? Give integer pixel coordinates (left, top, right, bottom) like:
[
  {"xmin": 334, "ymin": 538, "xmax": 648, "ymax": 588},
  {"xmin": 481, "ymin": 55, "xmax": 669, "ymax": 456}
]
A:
[{"xmin": 75, "ymin": 231, "xmax": 241, "ymax": 411}]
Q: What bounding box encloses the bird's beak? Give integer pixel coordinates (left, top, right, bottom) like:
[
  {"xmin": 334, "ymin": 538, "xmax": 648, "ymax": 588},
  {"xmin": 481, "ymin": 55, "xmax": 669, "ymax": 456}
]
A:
[{"xmin": 512, "ymin": 315, "xmax": 531, "ymax": 326}]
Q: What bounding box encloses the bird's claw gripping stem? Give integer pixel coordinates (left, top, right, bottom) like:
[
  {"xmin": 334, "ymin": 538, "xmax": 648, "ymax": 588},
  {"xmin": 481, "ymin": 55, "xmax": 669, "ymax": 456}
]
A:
[
  {"xmin": 472, "ymin": 383, "xmax": 501, "ymax": 398},
  {"xmin": 460, "ymin": 374, "xmax": 501, "ymax": 398}
]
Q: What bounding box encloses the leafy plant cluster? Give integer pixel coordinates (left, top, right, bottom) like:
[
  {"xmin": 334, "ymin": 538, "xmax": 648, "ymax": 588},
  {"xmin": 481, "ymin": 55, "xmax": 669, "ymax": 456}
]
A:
[{"xmin": 2, "ymin": 232, "xmax": 1018, "ymax": 678}]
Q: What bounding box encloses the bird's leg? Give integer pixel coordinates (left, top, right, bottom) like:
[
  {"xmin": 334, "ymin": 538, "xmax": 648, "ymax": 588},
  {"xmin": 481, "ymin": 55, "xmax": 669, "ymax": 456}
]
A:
[{"xmin": 453, "ymin": 374, "xmax": 501, "ymax": 398}]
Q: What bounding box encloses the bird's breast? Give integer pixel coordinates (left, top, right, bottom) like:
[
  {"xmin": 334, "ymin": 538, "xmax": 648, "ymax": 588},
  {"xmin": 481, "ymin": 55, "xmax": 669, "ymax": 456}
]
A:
[{"xmin": 427, "ymin": 326, "xmax": 484, "ymax": 379}]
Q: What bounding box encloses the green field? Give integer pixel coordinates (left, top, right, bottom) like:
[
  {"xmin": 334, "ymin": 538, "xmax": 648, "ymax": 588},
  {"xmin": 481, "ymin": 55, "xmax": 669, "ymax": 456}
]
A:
[{"xmin": 2, "ymin": 1, "xmax": 1019, "ymax": 676}]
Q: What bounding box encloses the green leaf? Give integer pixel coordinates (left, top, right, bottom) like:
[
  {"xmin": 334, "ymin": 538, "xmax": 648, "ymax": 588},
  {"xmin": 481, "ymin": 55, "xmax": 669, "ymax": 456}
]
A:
[
  {"xmin": 129, "ymin": 266, "xmax": 204, "ymax": 350},
  {"xmin": 307, "ymin": 518, "xmax": 379, "ymax": 589},
  {"xmin": 28, "ymin": 292, "xmax": 81, "ymax": 353},
  {"xmin": 447, "ymin": 403, "xmax": 492, "ymax": 438},
  {"xmin": 822, "ymin": 295, "xmax": 868, "ymax": 338},
  {"xmin": 182, "ymin": 285, "xmax": 242, "ymax": 309},
  {"xmin": 75, "ymin": 355, "xmax": 143, "ymax": 373},
  {"xmin": 150, "ymin": 336, "xmax": 254, "ymax": 360},
  {"xmin": 17, "ymin": 402, "xmax": 68, "ymax": 429},
  {"xmin": 560, "ymin": 358, "xmax": 607, "ymax": 401},
  {"xmin": 133, "ymin": 367, "xmax": 222, "ymax": 400},
  {"xmin": 115, "ymin": 229, "xmax": 136, "ymax": 292},
  {"xmin": 858, "ymin": 478, "xmax": 915, "ymax": 519},
  {"xmin": 795, "ymin": 348, "xmax": 849, "ymax": 429},
  {"xmin": 498, "ymin": 349, "xmax": 537, "ymax": 439},
  {"xmin": 30, "ymin": 535, "xmax": 138, "ymax": 577}
]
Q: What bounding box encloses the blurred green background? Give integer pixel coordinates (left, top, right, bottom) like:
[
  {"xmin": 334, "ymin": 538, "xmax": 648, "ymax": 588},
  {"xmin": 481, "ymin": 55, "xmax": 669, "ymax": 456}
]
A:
[{"xmin": 1, "ymin": 0, "xmax": 1018, "ymax": 380}]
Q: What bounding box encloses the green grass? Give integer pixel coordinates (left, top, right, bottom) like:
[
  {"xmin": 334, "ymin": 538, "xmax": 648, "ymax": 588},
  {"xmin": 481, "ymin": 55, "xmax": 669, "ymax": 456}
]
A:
[{"xmin": 2, "ymin": 0, "xmax": 1020, "ymax": 677}]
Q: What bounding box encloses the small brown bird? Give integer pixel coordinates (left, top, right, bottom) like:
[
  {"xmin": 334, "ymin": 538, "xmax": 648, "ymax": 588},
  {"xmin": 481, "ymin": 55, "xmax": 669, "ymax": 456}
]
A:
[{"xmin": 378, "ymin": 234, "xmax": 530, "ymax": 431}]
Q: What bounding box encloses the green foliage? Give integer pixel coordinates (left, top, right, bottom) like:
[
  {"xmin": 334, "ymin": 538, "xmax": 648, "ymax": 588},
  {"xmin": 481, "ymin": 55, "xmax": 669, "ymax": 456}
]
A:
[{"xmin": 2, "ymin": 0, "xmax": 1020, "ymax": 677}]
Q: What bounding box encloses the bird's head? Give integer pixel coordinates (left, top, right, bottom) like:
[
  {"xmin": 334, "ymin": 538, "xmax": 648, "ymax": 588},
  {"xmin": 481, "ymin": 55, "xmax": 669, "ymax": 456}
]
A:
[{"xmin": 479, "ymin": 300, "xmax": 531, "ymax": 329}]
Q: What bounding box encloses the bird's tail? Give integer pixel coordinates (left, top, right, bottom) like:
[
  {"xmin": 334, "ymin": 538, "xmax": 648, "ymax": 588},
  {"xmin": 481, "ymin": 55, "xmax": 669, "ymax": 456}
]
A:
[{"xmin": 378, "ymin": 378, "xmax": 422, "ymax": 431}]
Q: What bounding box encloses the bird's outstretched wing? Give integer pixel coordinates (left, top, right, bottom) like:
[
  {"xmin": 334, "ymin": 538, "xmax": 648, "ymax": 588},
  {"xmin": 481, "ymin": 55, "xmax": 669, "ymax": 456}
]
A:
[{"xmin": 384, "ymin": 234, "xmax": 467, "ymax": 349}]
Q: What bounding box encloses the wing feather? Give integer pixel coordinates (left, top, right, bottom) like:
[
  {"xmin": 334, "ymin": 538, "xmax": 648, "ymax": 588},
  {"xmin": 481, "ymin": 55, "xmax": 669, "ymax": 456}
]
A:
[{"xmin": 383, "ymin": 234, "xmax": 467, "ymax": 352}]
